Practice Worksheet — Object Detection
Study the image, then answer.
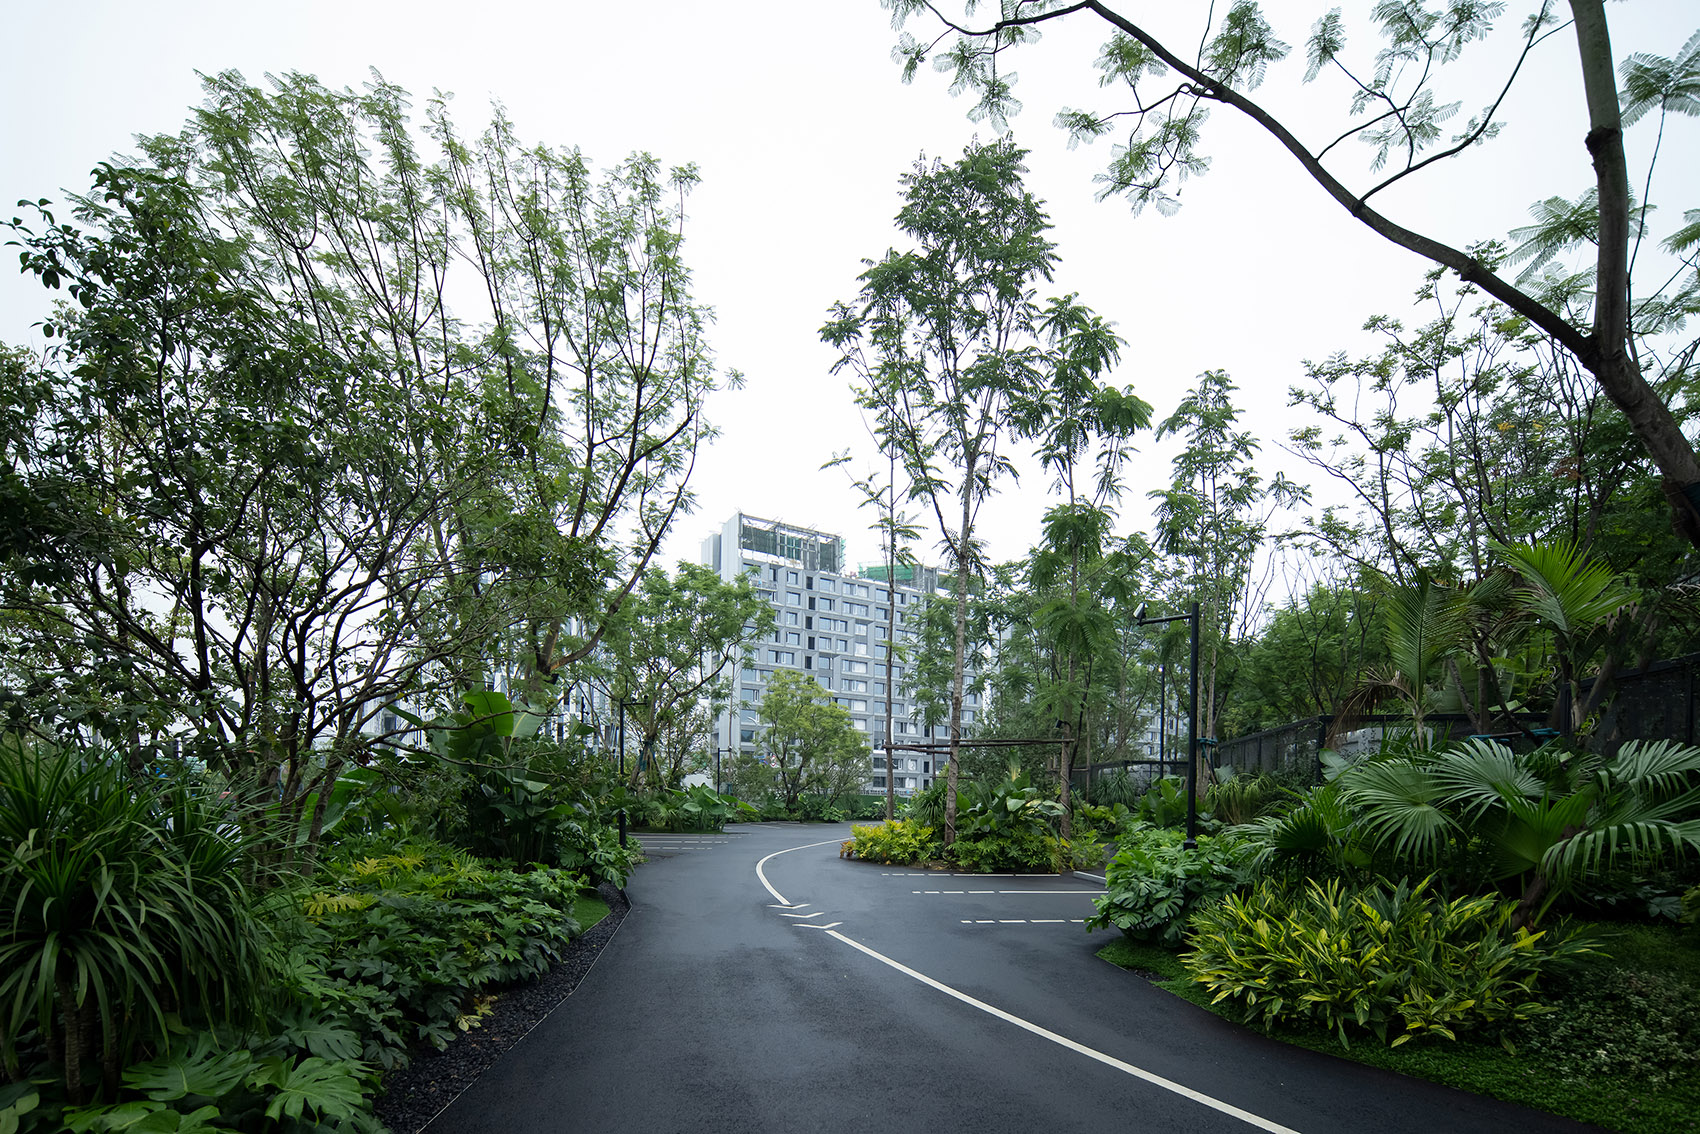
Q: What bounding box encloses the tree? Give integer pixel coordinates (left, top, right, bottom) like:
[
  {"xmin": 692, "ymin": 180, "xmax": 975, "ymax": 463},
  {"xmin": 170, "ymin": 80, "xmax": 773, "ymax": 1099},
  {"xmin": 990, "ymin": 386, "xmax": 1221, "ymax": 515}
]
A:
[
  {"xmin": 1016, "ymin": 297, "xmax": 1150, "ymax": 831},
  {"xmin": 754, "ymin": 670, "xmax": 872, "ymax": 810},
  {"xmin": 823, "ymin": 443, "xmax": 924, "ymax": 820},
  {"xmin": 822, "ymin": 138, "xmax": 1125, "ymax": 843},
  {"xmin": 1151, "ymin": 371, "xmax": 1304, "ymax": 749},
  {"xmin": 595, "ymin": 562, "xmax": 775, "ymax": 789},
  {"xmin": 1288, "ymin": 266, "xmax": 1693, "ymax": 588},
  {"xmin": 2, "ymin": 160, "xmax": 480, "ymax": 854},
  {"xmin": 1221, "ymin": 576, "xmax": 1389, "ymax": 734},
  {"xmin": 881, "ymin": 1, "xmax": 1700, "ymax": 544},
  {"xmin": 1, "ymin": 71, "xmax": 726, "ymax": 849}
]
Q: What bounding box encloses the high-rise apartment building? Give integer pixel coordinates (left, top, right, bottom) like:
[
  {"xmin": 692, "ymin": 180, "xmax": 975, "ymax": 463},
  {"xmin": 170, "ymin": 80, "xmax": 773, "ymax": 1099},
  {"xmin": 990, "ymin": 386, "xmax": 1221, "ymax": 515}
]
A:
[{"xmin": 700, "ymin": 512, "xmax": 981, "ymax": 795}]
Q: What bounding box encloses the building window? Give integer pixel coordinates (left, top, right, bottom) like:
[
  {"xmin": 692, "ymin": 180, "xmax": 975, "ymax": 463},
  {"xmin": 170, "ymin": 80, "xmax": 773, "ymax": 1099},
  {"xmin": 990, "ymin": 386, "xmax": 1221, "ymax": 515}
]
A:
[
  {"xmin": 819, "ymin": 597, "xmax": 834, "ymax": 611},
  {"xmin": 787, "ymin": 592, "xmax": 802, "ymax": 606},
  {"xmin": 741, "ymin": 729, "xmax": 755, "ymax": 743},
  {"xmin": 872, "ymin": 775, "xmax": 886, "ymax": 788},
  {"xmin": 788, "ymin": 570, "xmax": 799, "ymax": 584},
  {"xmin": 786, "ymin": 631, "xmax": 801, "ymax": 645},
  {"xmin": 786, "ymin": 611, "xmax": 800, "ymax": 626}
]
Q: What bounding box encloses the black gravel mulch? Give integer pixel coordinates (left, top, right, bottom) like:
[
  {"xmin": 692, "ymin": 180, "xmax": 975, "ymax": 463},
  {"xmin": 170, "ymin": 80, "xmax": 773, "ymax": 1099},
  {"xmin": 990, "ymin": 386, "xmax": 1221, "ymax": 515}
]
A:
[{"xmin": 373, "ymin": 882, "xmax": 630, "ymax": 1134}]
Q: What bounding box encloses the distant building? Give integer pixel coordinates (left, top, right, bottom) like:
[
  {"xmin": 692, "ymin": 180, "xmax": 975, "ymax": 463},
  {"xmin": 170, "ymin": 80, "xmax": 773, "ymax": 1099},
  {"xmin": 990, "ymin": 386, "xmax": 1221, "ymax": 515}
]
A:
[{"xmin": 700, "ymin": 512, "xmax": 980, "ymax": 795}]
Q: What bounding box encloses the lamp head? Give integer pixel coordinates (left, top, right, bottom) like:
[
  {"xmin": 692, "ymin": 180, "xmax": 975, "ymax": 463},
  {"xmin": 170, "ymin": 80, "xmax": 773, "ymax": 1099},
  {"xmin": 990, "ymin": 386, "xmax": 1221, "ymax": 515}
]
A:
[{"xmin": 1134, "ymin": 603, "xmax": 1147, "ymax": 621}]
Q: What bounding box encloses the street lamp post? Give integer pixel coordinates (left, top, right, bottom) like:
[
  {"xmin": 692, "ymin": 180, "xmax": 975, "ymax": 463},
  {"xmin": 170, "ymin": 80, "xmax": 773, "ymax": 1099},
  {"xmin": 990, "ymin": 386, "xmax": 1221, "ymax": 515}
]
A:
[
  {"xmin": 616, "ymin": 697, "xmax": 649, "ymax": 848},
  {"xmin": 1136, "ymin": 602, "xmax": 1201, "ymax": 849}
]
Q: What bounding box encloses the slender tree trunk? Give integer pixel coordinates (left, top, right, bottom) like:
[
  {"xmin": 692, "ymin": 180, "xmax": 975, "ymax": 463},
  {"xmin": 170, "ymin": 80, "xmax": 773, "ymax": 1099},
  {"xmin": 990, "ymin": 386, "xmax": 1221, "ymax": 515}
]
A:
[
  {"xmin": 944, "ymin": 484, "xmax": 973, "ymax": 846},
  {"xmin": 885, "ymin": 450, "xmax": 898, "ymax": 822},
  {"xmin": 58, "ymin": 973, "xmax": 82, "ymax": 1104}
]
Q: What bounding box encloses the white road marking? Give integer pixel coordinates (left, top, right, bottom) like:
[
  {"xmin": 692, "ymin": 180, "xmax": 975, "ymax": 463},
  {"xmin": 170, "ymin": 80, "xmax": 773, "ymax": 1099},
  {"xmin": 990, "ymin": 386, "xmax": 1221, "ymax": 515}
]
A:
[
  {"xmin": 825, "ymin": 929, "xmax": 1305, "ymax": 1134},
  {"xmin": 782, "ymin": 910, "xmax": 828, "ymax": 920},
  {"xmin": 998, "ymin": 890, "xmax": 1103, "ymax": 895},
  {"xmin": 756, "ymin": 838, "xmax": 847, "ymax": 906},
  {"xmin": 793, "ymin": 921, "xmax": 842, "ymax": 930}
]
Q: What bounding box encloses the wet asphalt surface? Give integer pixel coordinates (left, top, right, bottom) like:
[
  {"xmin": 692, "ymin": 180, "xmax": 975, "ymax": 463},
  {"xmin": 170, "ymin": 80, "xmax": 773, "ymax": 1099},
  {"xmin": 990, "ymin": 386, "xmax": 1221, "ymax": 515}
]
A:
[{"xmin": 430, "ymin": 821, "xmax": 1603, "ymax": 1134}]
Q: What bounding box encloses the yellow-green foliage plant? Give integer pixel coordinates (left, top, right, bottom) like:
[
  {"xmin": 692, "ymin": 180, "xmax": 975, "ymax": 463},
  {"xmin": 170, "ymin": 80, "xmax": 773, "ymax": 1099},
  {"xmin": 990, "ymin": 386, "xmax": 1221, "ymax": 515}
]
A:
[
  {"xmin": 844, "ymin": 819, "xmax": 940, "ymax": 865},
  {"xmin": 1182, "ymin": 875, "xmax": 1594, "ymax": 1048}
]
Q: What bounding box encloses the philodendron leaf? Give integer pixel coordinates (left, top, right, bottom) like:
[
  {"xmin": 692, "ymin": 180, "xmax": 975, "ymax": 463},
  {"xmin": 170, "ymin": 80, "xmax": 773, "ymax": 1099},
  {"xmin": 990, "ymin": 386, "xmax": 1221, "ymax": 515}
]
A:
[
  {"xmin": 251, "ymin": 1056, "xmax": 366, "ymax": 1122},
  {"xmin": 124, "ymin": 1046, "xmax": 253, "ymax": 1101}
]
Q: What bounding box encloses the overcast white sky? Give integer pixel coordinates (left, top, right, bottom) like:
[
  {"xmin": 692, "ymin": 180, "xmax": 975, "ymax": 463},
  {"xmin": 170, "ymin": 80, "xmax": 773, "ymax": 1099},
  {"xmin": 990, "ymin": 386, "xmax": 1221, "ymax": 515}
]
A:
[{"xmin": 3, "ymin": 1, "xmax": 1694, "ymax": 580}]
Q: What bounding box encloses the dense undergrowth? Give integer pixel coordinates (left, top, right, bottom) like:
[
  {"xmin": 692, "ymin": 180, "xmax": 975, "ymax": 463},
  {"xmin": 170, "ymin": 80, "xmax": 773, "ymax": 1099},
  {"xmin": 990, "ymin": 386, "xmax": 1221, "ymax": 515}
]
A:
[{"xmin": 0, "ymin": 733, "xmax": 640, "ymax": 1134}]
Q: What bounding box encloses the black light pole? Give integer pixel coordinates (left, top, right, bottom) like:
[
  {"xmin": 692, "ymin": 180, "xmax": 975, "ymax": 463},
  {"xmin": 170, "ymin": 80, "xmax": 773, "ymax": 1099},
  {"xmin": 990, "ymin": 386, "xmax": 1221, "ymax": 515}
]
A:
[
  {"xmin": 1136, "ymin": 602, "xmax": 1201, "ymax": 849},
  {"xmin": 1157, "ymin": 662, "xmax": 1167, "ymax": 779},
  {"xmin": 616, "ymin": 699, "xmax": 628, "ymax": 847}
]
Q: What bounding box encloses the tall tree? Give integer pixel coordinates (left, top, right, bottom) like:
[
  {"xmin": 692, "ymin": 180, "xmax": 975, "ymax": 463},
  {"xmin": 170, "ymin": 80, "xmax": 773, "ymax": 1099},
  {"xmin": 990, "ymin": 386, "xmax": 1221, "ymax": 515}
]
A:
[
  {"xmin": 0, "ymin": 72, "xmax": 726, "ymax": 847},
  {"xmin": 1151, "ymin": 371, "xmax": 1304, "ymax": 752},
  {"xmin": 823, "ymin": 443, "xmax": 924, "ymax": 819},
  {"xmin": 823, "ymin": 138, "xmax": 1124, "ymax": 843},
  {"xmin": 880, "ymin": 2, "xmax": 1700, "ymax": 544},
  {"xmin": 1015, "ymin": 297, "xmax": 1150, "ymax": 832}
]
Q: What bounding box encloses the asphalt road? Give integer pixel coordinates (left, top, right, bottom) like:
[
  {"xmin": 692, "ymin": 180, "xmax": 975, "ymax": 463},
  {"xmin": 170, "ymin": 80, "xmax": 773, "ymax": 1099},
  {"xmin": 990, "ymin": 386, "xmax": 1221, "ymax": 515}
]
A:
[{"xmin": 430, "ymin": 822, "xmax": 1603, "ymax": 1134}]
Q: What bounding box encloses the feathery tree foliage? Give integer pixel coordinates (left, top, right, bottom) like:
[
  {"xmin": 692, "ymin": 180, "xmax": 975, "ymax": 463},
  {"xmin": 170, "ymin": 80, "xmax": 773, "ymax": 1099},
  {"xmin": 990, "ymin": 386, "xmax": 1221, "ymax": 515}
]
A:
[
  {"xmin": 823, "ymin": 138, "xmax": 1130, "ymax": 843},
  {"xmin": 0, "ymin": 71, "xmax": 725, "ymax": 848},
  {"xmin": 595, "ymin": 562, "xmax": 774, "ymax": 790},
  {"xmin": 880, "ymin": 1, "xmax": 1700, "ymax": 547}
]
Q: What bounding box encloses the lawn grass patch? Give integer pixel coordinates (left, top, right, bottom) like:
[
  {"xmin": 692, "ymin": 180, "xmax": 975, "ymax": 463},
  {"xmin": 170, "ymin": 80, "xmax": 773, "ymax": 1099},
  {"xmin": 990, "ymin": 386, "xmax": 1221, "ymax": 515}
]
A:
[{"xmin": 574, "ymin": 891, "xmax": 612, "ymax": 931}]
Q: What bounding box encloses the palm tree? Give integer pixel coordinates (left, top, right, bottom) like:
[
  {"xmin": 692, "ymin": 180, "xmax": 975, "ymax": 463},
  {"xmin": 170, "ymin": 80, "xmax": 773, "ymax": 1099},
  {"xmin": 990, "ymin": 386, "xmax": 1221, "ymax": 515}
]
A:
[
  {"xmin": 1333, "ymin": 573, "xmax": 1467, "ymax": 748},
  {"xmin": 1341, "ymin": 736, "xmax": 1700, "ymax": 928},
  {"xmin": 1491, "ymin": 540, "xmax": 1638, "ymax": 733}
]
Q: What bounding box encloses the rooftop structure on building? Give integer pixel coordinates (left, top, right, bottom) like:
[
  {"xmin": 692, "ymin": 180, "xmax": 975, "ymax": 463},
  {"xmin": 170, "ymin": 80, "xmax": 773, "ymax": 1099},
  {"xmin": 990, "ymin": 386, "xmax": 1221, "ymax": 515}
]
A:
[{"xmin": 701, "ymin": 512, "xmax": 980, "ymax": 796}]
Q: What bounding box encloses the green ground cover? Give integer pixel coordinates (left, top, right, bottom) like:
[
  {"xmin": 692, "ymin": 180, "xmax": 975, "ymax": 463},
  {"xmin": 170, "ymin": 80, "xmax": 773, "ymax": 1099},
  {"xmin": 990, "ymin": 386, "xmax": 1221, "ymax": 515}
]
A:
[{"xmin": 1098, "ymin": 922, "xmax": 1700, "ymax": 1134}]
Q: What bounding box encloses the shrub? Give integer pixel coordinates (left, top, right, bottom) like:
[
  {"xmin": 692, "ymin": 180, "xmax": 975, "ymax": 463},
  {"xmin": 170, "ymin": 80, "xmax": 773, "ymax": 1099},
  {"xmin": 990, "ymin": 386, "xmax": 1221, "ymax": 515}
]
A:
[
  {"xmin": 793, "ymin": 794, "xmax": 847, "ymax": 822},
  {"xmin": 0, "ymin": 743, "xmax": 271, "ymax": 1102},
  {"xmin": 1059, "ymin": 827, "xmax": 1109, "ymax": 872},
  {"xmin": 1133, "ymin": 775, "xmax": 1194, "ymax": 829},
  {"xmin": 902, "ymin": 781, "xmax": 948, "ymax": 827},
  {"xmin": 948, "ymin": 828, "xmax": 1056, "ymax": 873},
  {"xmin": 1512, "ymin": 966, "xmax": 1700, "ymax": 1088},
  {"xmin": 1089, "ymin": 768, "xmax": 1143, "ymax": 808},
  {"xmin": 844, "ymin": 819, "xmax": 941, "ymax": 865},
  {"xmin": 1182, "ymin": 875, "xmax": 1593, "ymax": 1047},
  {"xmin": 1206, "ymin": 771, "xmax": 1280, "ymax": 826},
  {"xmin": 1086, "ymin": 825, "xmax": 1251, "ymax": 945},
  {"xmin": 279, "ymin": 837, "xmax": 584, "ymax": 1070}
]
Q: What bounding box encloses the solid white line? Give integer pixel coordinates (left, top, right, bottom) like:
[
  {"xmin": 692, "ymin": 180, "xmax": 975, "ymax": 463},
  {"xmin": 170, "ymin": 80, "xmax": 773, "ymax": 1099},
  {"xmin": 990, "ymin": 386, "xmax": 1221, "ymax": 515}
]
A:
[
  {"xmin": 825, "ymin": 929, "xmax": 1304, "ymax": 1134},
  {"xmin": 754, "ymin": 838, "xmax": 845, "ymax": 906},
  {"xmin": 782, "ymin": 910, "xmax": 828, "ymax": 919},
  {"xmin": 1074, "ymin": 870, "xmax": 1108, "ymax": 884}
]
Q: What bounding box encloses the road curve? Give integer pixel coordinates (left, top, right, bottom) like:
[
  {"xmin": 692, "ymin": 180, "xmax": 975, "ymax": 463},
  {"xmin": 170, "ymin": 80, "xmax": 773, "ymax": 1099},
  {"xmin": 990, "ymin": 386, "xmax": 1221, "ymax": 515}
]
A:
[{"xmin": 430, "ymin": 822, "xmax": 1603, "ymax": 1134}]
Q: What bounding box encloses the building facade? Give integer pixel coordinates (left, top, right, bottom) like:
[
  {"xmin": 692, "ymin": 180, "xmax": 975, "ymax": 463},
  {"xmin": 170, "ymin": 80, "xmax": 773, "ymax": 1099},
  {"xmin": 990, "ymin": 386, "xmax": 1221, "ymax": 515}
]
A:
[{"xmin": 701, "ymin": 512, "xmax": 980, "ymax": 795}]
